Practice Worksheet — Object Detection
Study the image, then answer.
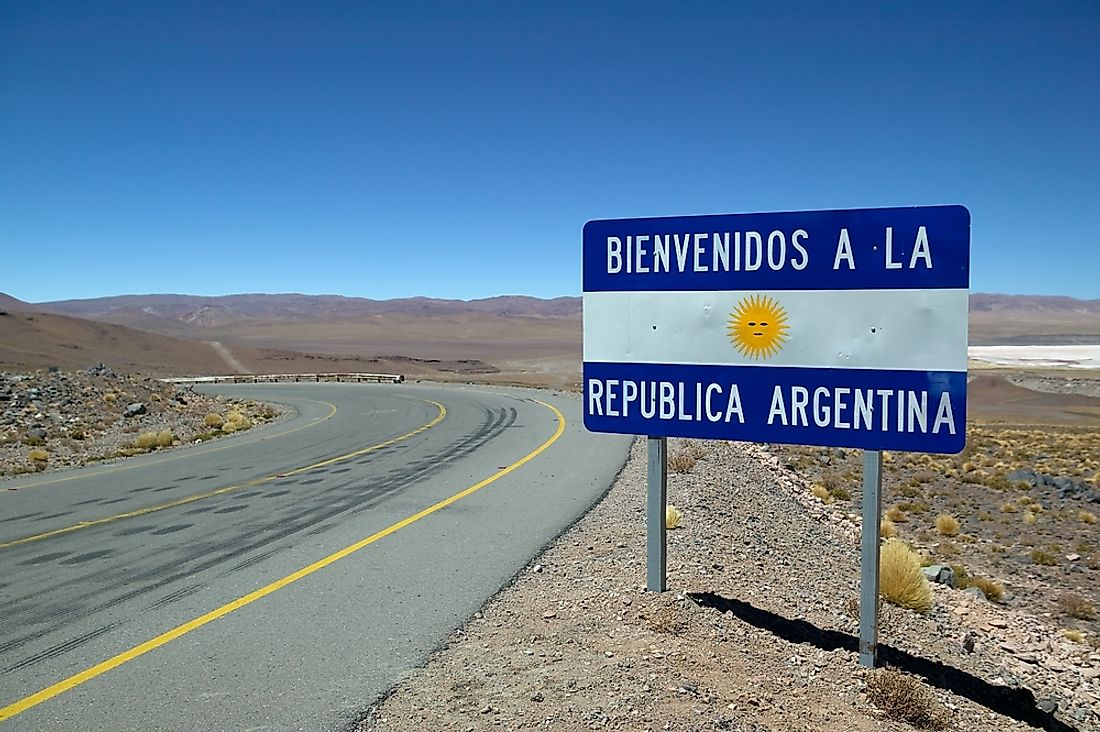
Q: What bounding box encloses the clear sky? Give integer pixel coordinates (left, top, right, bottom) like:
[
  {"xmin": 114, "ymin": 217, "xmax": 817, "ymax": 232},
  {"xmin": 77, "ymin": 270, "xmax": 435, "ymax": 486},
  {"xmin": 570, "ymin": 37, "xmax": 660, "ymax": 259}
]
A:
[{"xmin": 2, "ymin": 1, "xmax": 1098, "ymax": 303}]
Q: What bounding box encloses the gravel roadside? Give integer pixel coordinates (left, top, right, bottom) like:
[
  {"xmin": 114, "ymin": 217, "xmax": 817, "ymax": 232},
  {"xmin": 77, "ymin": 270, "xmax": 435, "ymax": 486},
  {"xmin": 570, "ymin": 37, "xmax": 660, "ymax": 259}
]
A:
[{"xmin": 360, "ymin": 437, "xmax": 1099, "ymax": 732}]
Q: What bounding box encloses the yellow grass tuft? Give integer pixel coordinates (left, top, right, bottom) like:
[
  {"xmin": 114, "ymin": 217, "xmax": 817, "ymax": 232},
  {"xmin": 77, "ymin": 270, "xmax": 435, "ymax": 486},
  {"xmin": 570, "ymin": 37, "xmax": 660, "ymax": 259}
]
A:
[
  {"xmin": 156, "ymin": 430, "xmax": 174, "ymax": 447},
  {"xmin": 885, "ymin": 506, "xmax": 908, "ymax": 523},
  {"xmin": 879, "ymin": 539, "xmax": 933, "ymax": 613},
  {"xmin": 665, "ymin": 504, "xmax": 682, "ymax": 529},
  {"xmin": 1079, "ymin": 510, "xmax": 1098, "ymax": 524},
  {"xmin": 1063, "ymin": 629, "xmax": 1085, "ymax": 643},
  {"xmin": 811, "ymin": 484, "xmax": 833, "ymax": 503},
  {"xmin": 1023, "ymin": 512, "xmax": 1038, "ymax": 525},
  {"xmin": 134, "ymin": 432, "xmax": 159, "ymax": 449},
  {"xmin": 934, "ymin": 514, "xmax": 960, "ymax": 536},
  {"xmin": 221, "ymin": 421, "xmax": 238, "ymax": 434},
  {"xmin": 880, "ymin": 519, "xmax": 898, "ymax": 539},
  {"xmin": 1000, "ymin": 502, "xmax": 1018, "ymax": 513},
  {"xmin": 27, "ymin": 448, "xmax": 48, "ymax": 462},
  {"xmin": 864, "ymin": 667, "xmax": 948, "ymax": 730},
  {"xmin": 203, "ymin": 413, "xmax": 224, "ymax": 428},
  {"xmin": 970, "ymin": 577, "xmax": 1005, "ymax": 602}
]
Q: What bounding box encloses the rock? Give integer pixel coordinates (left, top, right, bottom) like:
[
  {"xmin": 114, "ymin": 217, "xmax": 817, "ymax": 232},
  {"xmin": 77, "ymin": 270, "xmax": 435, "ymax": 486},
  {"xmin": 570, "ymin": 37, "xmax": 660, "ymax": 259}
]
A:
[
  {"xmin": 921, "ymin": 564, "xmax": 956, "ymax": 588},
  {"xmin": 26, "ymin": 426, "xmax": 47, "ymax": 440},
  {"xmin": 962, "ymin": 587, "xmax": 984, "ymax": 599},
  {"xmin": 1038, "ymin": 698, "xmax": 1058, "ymax": 714},
  {"xmin": 124, "ymin": 402, "xmax": 146, "ymax": 417}
]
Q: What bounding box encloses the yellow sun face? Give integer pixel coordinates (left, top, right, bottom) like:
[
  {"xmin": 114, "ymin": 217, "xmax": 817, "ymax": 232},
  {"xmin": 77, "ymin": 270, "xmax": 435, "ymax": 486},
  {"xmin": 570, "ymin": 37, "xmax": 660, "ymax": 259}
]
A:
[{"xmin": 728, "ymin": 294, "xmax": 789, "ymax": 359}]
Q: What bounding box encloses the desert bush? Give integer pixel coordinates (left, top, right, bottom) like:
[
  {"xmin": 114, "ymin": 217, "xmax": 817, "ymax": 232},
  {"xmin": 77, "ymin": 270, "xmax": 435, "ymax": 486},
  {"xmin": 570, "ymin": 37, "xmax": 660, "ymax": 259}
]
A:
[
  {"xmin": 864, "ymin": 667, "xmax": 948, "ymax": 730},
  {"xmin": 829, "ymin": 484, "xmax": 851, "ymax": 501},
  {"xmin": 1024, "ymin": 512, "xmax": 1038, "ymax": 525},
  {"xmin": 667, "ymin": 452, "xmax": 696, "ymax": 473},
  {"xmin": 221, "ymin": 421, "xmax": 238, "ymax": 434},
  {"xmin": 665, "ymin": 504, "xmax": 682, "ymax": 529},
  {"xmin": 69, "ymin": 428, "xmax": 86, "ymax": 440},
  {"xmin": 1063, "ymin": 629, "xmax": 1085, "ymax": 643},
  {"xmin": 226, "ymin": 410, "xmax": 245, "ymax": 424},
  {"xmin": 134, "ymin": 432, "xmax": 159, "ymax": 449},
  {"xmin": 1079, "ymin": 510, "xmax": 1098, "ymax": 524},
  {"xmin": 811, "ymin": 484, "xmax": 833, "ymax": 503},
  {"xmin": 1000, "ymin": 502, "xmax": 1018, "ymax": 513},
  {"xmin": 203, "ymin": 413, "xmax": 224, "ymax": 428},
  {"xmin": 1058, "ymin": 592, "xmax": 1097, "ymax": 620},
  {"xmin": 934, "ymin": 514, "xmax": 960, "ymax": 536},
  {"xmin": 970, "ymin": 577, "xmax": 1004, "ymax": 602},
  {"xmin": 27, "ymin": 448, "xmax": 48, "ymax": 463},
  {"xmin": 880, "ymin": 519, "xmax": 898, "ymax": 539},
  {"xmin": 104, "ymin": 392, "xmax": 117, "ymax": 403},
  {"xmin": 1029, "ymin": 549, "xmax": 1057, "ymax": 566},
  {"xmin": 156, "ymin": 430, "xmax": 174, "ymax": 447},
  {"xmin": 885, "ymin": 506, "xmax": 908, "ymax": 523},
  {"xmin": 150, "ymin": 393, "xmax": 162, "ymax": 402},
  {"xmin": 879, "ymin": 539, "xmax": 933, "ymax": 613}
]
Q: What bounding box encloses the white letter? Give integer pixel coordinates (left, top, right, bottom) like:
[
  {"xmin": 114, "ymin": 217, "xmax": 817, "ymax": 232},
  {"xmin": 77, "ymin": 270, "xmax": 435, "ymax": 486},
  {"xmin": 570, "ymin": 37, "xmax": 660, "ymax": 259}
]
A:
[
  {"xmin": 653, "ymin": 235, "xmax": 670, "ymax": 272},
  {"xmin": 854, "ymin": 389, "xmax": 873, "ymax": 430},
  {"xmin": 588, "ymin": 379, "xmax": 604, "ymax": 415},
  {"xmin": 885, "ymin": 227, "xmax": 902, "ymax": 269},
  {"xmin": 907, "ymin": 390, "xmax": 928, "ymax": 432},
  {"xmin": 622, "ymin": 380, "xmax": 638, "ymax": 417},
  {"xmin": 705, "ymin": 383, "xmax": 723, "ymax": 422},
  {"xmin": 877, "ymin": 389, "xmax": 893, "ymax": 431},
  {"xmin": 910, "ymin": 226, "xmax": 932, "ymax": 269},
  {"xmin": 767, "ymin": 230, "xmax": 786, "ymax": 270},
  {"xmin": 790, "ymin": 229, "xmax": 809, "ymax": 270},
  {"xmin": 605, "ymin": 379, "xmax": 619, "ymax": 417},
  {"xmin": 634, "ymin": 235, "xmax": 649, "ymax": 273},
  {"xmin": 813, "ymin": 386, "xmax": 831, "ymax": 427},
  {"xmin": 833, "ymin": 229, "xmax": 855, "ymax": 270},
  {"xmin": 767, "ymin": 385, "xmax": 787, "ymax": 425},
  {"xmin": 724, "ymin": 385, "xmax": 745, "ymax": 423},
  {"xmin": 659, "ymin": 382, "xmax": 676, "ymax": 419},
  {"xmin": 607, "ymin": 237, "xmax": 622, "ymax": 274},
  {"xmin": 673, "ymin": 234, "xmax": 690, "ymax": 271},
  {"xmin": 640, "ymin": 382, "xmax": 656, "ymax": 418},
  {"xmin": 677, "ymin": 382, "xmax": 692, "ymax": 421},
  {"xmin": 744, "ymin": 231, "xmax": 763, "ymax": 270},
  {"xmin": 693, "ymin": 233, "xmax": 708, "ymax": 272},
  {"xmin": 791, "ymin": 386, "xmax": 809, "ymax": 426},
  {"xmin": 834, "ymin": 387, "xmax": 850, "ymax": 429},
  {"xmin": 712, "ymin": 232, "xmax": 729, "ymax": 272},
  {"xmin": 932, "ymin": 392, "xmax": 956, "ymax": 434}
]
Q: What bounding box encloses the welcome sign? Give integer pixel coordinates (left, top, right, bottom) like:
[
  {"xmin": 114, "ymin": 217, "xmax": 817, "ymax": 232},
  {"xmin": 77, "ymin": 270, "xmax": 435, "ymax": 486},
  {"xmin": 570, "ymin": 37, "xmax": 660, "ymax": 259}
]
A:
[{"xmin": 582, "ymin": 206, "xmax": 970, "ymax": 453}]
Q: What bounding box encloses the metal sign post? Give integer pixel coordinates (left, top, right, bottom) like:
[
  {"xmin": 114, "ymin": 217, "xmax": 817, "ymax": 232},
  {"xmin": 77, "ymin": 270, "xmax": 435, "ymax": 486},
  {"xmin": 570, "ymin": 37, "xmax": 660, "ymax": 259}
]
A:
[
  {"xmin": 646, "ymin": 436, "xmax": 667, "ymax": 592},
  {"xmin": 859, "ymin": 449, "xmax": 884, "ymax": 667}
]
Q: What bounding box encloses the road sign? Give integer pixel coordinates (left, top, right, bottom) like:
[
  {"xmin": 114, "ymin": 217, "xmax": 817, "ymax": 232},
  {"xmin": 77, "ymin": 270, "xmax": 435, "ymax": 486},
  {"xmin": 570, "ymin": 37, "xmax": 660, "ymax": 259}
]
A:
[{"xmin": 583, "ymin": 205, "xmax": 970, "ymax": 454}]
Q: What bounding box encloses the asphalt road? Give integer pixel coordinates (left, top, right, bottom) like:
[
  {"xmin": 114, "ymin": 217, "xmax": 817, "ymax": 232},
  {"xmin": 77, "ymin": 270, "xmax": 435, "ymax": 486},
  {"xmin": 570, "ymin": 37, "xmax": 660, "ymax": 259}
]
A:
[{"xmin": 0, "ymin": 383, "xmax": 633, "ymax": 731}]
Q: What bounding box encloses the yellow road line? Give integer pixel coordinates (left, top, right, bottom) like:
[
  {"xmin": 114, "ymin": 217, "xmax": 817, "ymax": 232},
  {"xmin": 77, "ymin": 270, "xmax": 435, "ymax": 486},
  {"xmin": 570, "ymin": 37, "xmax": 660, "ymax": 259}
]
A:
[
  {"xmin": 2, "ymin": 399, "xmax": 340, "ymax": 491},
  {"xmin": 0, "ymin": 400, "xmax": 446, "ymax": 551},
  {"xmin": 0, "ymin": 399, "xmax": 564, "ymax": 723}
]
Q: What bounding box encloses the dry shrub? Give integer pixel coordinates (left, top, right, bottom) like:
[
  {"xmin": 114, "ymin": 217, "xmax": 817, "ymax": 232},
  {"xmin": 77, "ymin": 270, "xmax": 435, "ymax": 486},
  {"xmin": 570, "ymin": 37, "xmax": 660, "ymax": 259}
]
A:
[
  {"xmin": 885, "ymin": 506, "xmax": 908, "ymax": 522},
  {"xmin": 104, "ymin": 392, "xmax": 117, "ymax": 403},
  {"xmin": 221, "ymin": 421, "xmax": 238, "ymax": 434},
  {"xmin": 667, "ymin": 452, "xmax": 696, "ymax": 473},
  {"xmin": 881, "ymin": 519, "xmax": 898, "ymax": 539},
  {"xmin": 1023, "ymin": 512, "xmax": 1038, "ymax": 525},
  {"xmin": 156, "ymin": 430, "xmax": 174, "ymax": 447},
  {"xmin": 1058, "ymin": 592, "xmax": 1097, "ymax": 620},
  {"xmin": 811, "ymin": 484, "xmax": 833, "ymax": 503},
  {"xmin": 1030, "ymin": 548, "xmax": 1057, "ymax": 566},
  {"xmin": 1063, "ymin": 629, "xmax": 1085, "ymax": 643},
  {"xmin": 971, "ymin": 577, "xmax": 1004, "ymax": 602},
  {"xmin": 134, "ymin": 432, "xmax": 159, "ymax": 449},
  {"xmin": 1080, "ymin": 510, "xmax": 1098, "ymax": 524},
  {"xmin": 203, "ymin": 413, "xmax": 224, "ymax": 428},
  {"xmin": 665, "ymin": 504, "xmax": 682, "ymax": 529},
  {"xmin": 27, "ymin": 448, "xmax": 48, "ymax": 463},
  {"xmin": 934, "ymin": 514, "xmax": 960, "ymax": 536},
  {"xmin": 865, "ymin": 667, "xmax": 949, "ymax": 730},
  {"xmin": 226, "ymin": 410, "xmax": 245, "ymax": 424},
  {"xmin": 1000, "ymin": 502, "xmax": 1018, "ymax": 513},
  {"xmin": 646, "ymin": 603, "xmax": 687, "ymax": 634},
  {"xmin": 879, "ymin": 539, "xmax": 933, "ymax": 613}
]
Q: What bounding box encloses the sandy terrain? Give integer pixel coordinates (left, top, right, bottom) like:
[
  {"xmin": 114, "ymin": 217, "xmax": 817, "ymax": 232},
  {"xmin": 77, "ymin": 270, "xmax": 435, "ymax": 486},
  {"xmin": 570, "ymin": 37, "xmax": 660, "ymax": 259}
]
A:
[{"xmin": 969, "ymin": 347, "xmax": 1100, "ymax": 370}]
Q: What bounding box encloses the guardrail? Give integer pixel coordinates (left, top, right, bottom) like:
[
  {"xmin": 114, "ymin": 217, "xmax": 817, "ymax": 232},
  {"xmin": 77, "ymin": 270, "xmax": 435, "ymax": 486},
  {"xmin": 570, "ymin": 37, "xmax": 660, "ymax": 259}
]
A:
[{"xmin": 161, "ymin": 372, "xmax": 404, "ymax": 385}]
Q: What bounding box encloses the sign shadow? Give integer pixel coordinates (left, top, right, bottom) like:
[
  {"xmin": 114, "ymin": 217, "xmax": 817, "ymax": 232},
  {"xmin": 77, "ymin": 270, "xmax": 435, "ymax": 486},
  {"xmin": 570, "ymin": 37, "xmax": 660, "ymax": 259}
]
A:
[{"xmin": 688, "ymin": 591, "xmax": 1079, "ymax": 732}]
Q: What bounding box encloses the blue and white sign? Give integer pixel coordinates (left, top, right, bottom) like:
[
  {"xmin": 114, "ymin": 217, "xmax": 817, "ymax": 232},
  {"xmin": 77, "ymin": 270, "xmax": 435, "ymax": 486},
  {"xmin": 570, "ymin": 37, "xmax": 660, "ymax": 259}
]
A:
[{"xmin": 583, "ymin": 206, "xmax": 970, "ymax": 453}]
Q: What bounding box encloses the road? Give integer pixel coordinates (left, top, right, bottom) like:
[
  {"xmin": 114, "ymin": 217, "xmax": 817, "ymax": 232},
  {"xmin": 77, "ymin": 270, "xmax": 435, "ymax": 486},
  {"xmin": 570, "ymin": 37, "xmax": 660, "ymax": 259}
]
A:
[{"xmin": 0, "ymin": 383, "xmax": 633, "ymax": 731}]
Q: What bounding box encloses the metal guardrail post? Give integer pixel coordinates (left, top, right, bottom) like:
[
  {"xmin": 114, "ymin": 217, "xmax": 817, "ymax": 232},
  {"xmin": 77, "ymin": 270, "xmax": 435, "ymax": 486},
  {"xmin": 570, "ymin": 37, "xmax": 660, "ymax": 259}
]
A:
[
  {"xmin": 860, "ymin": 449, "xmax": 884, "ymax": 668},
  {"xmin": 647, "ymin": 436, "xmax": 667, "ymax": 593}
]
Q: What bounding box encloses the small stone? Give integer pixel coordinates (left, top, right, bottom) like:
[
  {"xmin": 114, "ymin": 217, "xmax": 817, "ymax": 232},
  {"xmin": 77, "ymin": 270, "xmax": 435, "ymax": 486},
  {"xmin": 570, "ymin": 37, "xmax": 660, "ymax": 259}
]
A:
[
  {"xmin": 987, "ymin": 618, "xmax": 1008, "ymax": 628},
  {"xmin": 1038, "ymin": 698, "xmax": 1058, "ymax": 714},
  {"xmin": 542, "ymin": 611, "xmax": 557, "ymax": 619}
]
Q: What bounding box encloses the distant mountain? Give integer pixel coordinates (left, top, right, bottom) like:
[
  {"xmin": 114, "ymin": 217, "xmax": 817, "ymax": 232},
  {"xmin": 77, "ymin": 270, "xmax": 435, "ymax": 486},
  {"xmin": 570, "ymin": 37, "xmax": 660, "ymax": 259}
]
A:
[
  {"xmin": 40, "ymin": 293, "xmax": 582, "ymax": 333},
  {"xmin": 968, "ymin": 293, "xmax": 1100, "ymax": 345},
  {"xmin": 0, "ymin": 293, "xmax": 40, "ymax": 313}
]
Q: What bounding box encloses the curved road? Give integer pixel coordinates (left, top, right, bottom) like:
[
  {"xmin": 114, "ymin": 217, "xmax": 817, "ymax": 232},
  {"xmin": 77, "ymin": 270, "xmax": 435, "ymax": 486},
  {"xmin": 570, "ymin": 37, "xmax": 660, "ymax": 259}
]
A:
[{"xmin": 0, "ymin": 383, "xmax": 632, "ymax": 731}]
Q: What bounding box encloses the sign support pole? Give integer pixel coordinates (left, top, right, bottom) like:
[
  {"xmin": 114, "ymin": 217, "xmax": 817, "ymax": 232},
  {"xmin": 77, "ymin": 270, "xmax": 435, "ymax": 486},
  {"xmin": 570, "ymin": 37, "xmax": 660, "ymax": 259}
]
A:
[
  {"xmin": 646, "ymin": 436, "xmax": 667, "ymax": 592},
  {"xmin": 859, "ymin": 449, "xmax": 884, "ymax": 668}
]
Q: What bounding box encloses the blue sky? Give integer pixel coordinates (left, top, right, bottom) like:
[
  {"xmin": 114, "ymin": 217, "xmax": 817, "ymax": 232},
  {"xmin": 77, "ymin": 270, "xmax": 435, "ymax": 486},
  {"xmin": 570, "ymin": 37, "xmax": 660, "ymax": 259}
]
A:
[{"xmin": 2, "ymin": 1, "xmax": 1098, "ymax": 302}]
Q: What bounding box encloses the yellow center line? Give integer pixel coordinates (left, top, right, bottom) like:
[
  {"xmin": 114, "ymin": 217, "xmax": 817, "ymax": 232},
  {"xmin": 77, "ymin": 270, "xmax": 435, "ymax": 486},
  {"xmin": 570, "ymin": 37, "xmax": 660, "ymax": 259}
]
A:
[
  {"xmin": 2, "ymin": 398, "xmax": 340, "ymax": 492},
  {"xmin": 0, "ymin": 399, "xmax": 565, "ymax": 723},
  {"xmin": 0, "ymin": 400, "xmax": 446, "ymax": 551}
]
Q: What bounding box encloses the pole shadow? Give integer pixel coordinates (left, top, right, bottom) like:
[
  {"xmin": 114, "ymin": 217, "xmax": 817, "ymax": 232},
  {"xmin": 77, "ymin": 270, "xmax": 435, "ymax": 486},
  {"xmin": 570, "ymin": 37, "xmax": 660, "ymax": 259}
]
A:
[{"xmin": 688, "ymin": 591, "xmax": 1079, "ymax": 732}]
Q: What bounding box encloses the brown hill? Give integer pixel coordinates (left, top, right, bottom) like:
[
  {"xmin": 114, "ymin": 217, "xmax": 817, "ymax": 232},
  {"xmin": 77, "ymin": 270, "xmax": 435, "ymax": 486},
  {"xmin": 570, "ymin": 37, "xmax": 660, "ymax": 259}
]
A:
[
  {"xmin": 969, "ymin": 293, "xmax": 1100, "ymax": 345},
  {"xmin": 0, "ymin": 309, "xmax": 231, "ymax": 375}
]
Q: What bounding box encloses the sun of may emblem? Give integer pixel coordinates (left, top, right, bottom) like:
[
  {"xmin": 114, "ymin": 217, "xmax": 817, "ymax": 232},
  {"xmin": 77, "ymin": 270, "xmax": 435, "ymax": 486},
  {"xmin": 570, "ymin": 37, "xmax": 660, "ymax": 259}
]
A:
[{"xmin": 728, "ymin": 294, "xmax": 789, "ymax": 359}]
